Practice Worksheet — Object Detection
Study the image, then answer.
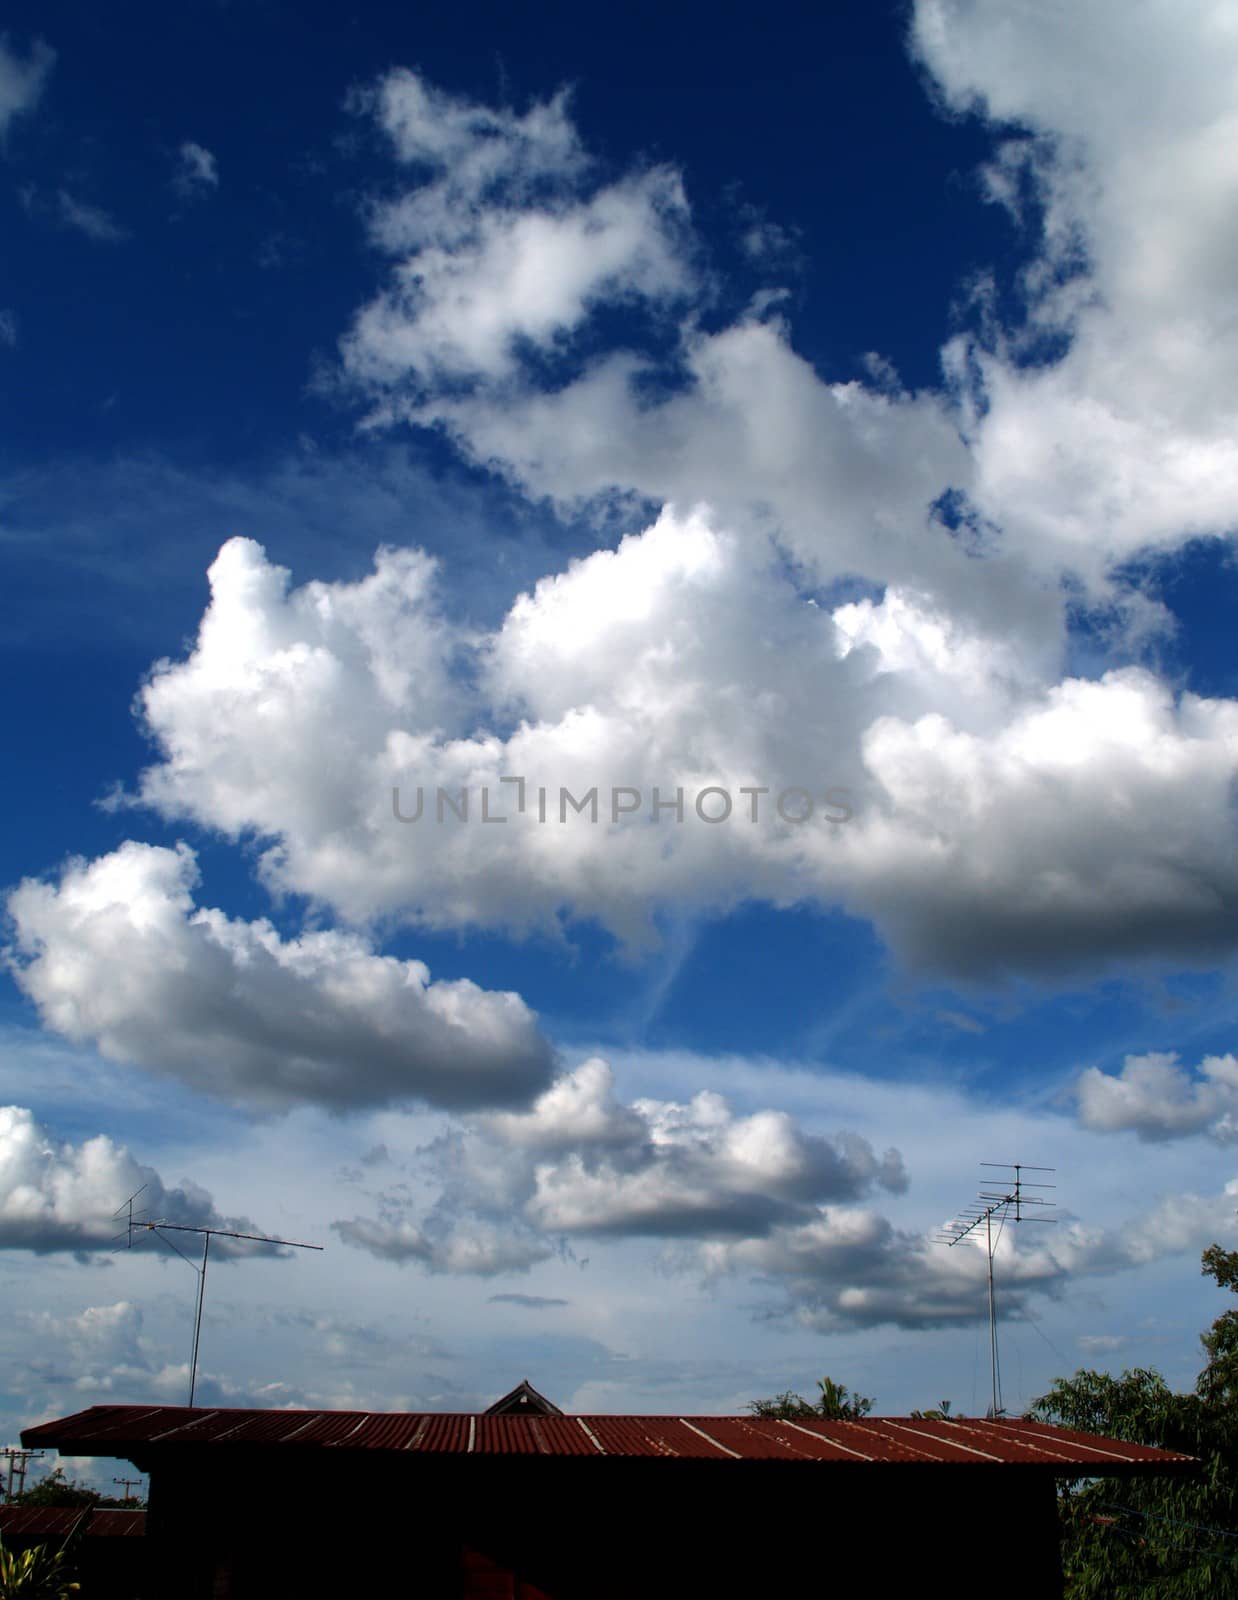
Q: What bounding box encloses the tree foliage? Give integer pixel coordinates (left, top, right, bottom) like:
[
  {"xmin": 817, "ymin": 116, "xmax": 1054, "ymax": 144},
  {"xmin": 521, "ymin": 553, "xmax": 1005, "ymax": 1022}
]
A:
[
  {"xmin": 747, "ymin": 1375, "xmax": 874, "ymax": 1421},
  {"xmin": 0, "ymin": 1525, "xmax": 83, "ymax": 1599},
  {"xmin": 910, "ymin": 1399, "xmax": 961, "ymax": 1419},
  {"xmin": 10, "ymin": 1468, "xmax": 140, "ymax": 1511},
  {"xmin": 1033, "ymin": 1243, "xmax": 1238, "ymax": 1598}
]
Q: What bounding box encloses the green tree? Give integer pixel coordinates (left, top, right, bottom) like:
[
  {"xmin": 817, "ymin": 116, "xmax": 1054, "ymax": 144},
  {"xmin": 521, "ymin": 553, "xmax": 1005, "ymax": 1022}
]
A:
[
  {"xmin": 910, "ymin": 1399, "xmax": 961, "ymax": 1419},
  {"xmin": 1033, "ymin": 1244, "xmax": 1238, "ymax": 1598},
  {"xmin": 815, "ymin": 1375, "xmax": 873, "ymax": 1420},
  {"xmin": 746, "ymin": 1389, "xmax": 819, "ymax": 1419},
  {"xmin": 11, "ymin": 1468, "xmax": 139, "ymax": 1511},
  {"xmin": 747, "ymin": 1375, "xmax": 874, "ymax": 1421}
]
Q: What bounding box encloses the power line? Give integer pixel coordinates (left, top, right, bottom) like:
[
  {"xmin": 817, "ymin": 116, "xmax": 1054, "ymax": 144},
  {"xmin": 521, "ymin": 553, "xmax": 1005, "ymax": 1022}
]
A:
[
  {"xmin": 1018, "ymin": 1300, "xmax": 1073, "ymax": 1369},
  {"xmin": 1098, "ymin": 1502, "xmax": 1238, "ymax": 1543},
  {"xmin": 0, "ymin": 1448, "xmax": 44, "ymax": 1502}
]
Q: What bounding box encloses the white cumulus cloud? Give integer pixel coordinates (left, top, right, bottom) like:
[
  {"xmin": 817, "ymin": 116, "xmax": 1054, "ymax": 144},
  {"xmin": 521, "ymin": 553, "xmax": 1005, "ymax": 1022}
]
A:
[
  {"xmin": 1076, "ymin": 1051, "xmax": 1238, "ymax": 1143},
  {"xmin": 341, "ymin": 69, "xmax": 691, "ymax": 388},
  {"xmin": 0, "ymin": 1105, "xmax": 268, "ymax": 1254},
  {"xmin": 124, "ymin": 523, "xmax": 1238, "ymax": 980},
  {"xmin": 6, "ymin": 840, "xmax": 555, "ymax": 1112},
  {"xmin": 334, "ymin": 1056, "xmax": 906, "ymax": 1273},
  {"xmin": 914, "ymin": 0, "xmax": 1238, "ymax": 578}
]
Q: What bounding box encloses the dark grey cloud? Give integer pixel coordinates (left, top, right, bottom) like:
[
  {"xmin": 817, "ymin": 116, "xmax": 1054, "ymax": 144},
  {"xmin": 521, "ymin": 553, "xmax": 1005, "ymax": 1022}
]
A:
[{"xmin": 488, "ymin": 1293, "xmax": 570, "ymax": 1309}]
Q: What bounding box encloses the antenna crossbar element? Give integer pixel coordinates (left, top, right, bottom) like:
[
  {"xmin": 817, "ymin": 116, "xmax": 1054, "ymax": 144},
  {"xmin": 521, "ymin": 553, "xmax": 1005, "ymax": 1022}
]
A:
[
  {"xmin": 940, "ymin": 1163, "xmax": 1057, "ymax": 1419},
  {"xmin": 118, "ymin": 1205, "xmax": 322, "ymax": 1406}
]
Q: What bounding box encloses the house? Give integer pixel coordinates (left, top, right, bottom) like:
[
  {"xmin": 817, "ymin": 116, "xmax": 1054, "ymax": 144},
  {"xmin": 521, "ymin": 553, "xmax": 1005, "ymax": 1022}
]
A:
[
  {"xmin": 22, "ymin": 1401, "xmax": 1194, "ymax": 1598},
  {"xmin": 484, "ymin": 1379, "xmax": 564, "ymax": 1416}
]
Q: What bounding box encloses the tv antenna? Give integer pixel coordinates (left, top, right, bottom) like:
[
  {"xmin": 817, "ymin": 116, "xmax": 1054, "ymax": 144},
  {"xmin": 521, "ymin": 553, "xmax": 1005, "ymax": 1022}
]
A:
[
  {"xmin": 936, "ymin": 1163, "xmax": 1055, "ymax": 1419},
  {"xmin": 113, "ymin": 1186, "xmax": 322, "ymax": 1406}
]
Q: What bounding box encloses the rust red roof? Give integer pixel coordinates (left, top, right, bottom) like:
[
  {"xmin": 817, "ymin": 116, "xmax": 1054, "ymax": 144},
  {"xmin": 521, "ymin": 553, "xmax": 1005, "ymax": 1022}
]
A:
[
  {"xmin": 20, "ymin": 1406, "xmax": 1194, "ymax": 1472},
  {"xmin": 0, "ymin": 1506, "xmax": 146, "ymax": 1538}
]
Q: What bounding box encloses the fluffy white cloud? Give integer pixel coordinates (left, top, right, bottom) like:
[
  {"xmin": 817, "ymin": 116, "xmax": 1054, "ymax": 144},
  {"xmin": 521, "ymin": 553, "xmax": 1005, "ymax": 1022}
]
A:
[
  {"xmin": 337, "ymin": 69, "xmax": 1033, "ymax": 644},
  {"xmin": 0, "ymin": 34, "xmax": 52, "ymax": 135},
  {"xmin": 833, "ymin": 666, "xmax": 1238, "ymax": 976},
  {"xmin": 426, "ymin": 319, "xmax": 991, "ymax": 621},
  {"xmin": 292, "ymin": 43, "xmax": 1238, "ymax": 980},
  {"xmin": 127, "ymin": 525, "xmax": 1238, "ymax": 978},
  {"xmin": 340, "ymin": 12, "xmax": 1238, "ymax": 634},
  {"xmin": 1076, "ymin": 1051, "xmax": 1238, "ymax": 1143},
  {"xmin": 914, "ymin": 0, "xmax": 1238, "ymax": 577},
  {"xmin": 341, "ymin": 70, "xmax": 691, "ymax": 388},
  {"xmin": 0, "ymin": 1105, "xmax": 265, "ymax": 1255},
  {"xmin": 334, "ymin": 1056, "xmax": 906, "ymax": 1272},
  {"xmin": 508, "ymin": 1057, "xmax": 907, "ymax": 1235},
  {"xmin": 133, "ymin": 518, "xmax": 875, "ymax": 942},
  {"xmin": 362, "ymin": 69, "xmax": 583, "ymax": 186},
  {"xmin": 6, "ymin": 840, "xmax": 555, "ymax": 1111}
]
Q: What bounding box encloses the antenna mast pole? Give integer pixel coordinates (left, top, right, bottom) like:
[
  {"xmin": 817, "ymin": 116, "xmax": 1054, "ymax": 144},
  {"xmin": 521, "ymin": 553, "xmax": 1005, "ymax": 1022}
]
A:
[
  {"xmin": 189, "ymin": 1231, "xmax": 210, "ymax": 1408},
  {"xmin": 937, "ymin": 1163, "xmax": 1056, "ymax": 1419},
  {"xmin": 114, "ymin": 1193, "xmax": 322, "ymax": 1407},
  {"xmin": 987, "ymin": 1208, "xmax": 998, "ymax": 1420}
]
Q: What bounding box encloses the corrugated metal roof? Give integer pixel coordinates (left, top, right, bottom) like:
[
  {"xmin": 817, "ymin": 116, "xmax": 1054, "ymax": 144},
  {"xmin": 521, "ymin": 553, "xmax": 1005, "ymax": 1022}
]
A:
[
  {"xmin": 0, "ymin": 1506, "xmax": 145, "ymax": 1538},
  {"xmin": 21, "ymin": 1405, "xmax": 1195, "ymax": 1471}
]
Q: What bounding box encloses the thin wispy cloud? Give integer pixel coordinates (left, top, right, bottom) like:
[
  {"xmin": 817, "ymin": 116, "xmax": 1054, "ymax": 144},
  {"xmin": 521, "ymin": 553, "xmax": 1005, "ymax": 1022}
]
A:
[
  {"xmin": 0, "ymin": 33, "xmax": 53, "ymax": 137},
  {"xmin": 56, "ymin": 189, "xmax": 128, "ymax": 242},
  {"xmin": 174, "ymin": 140, "xmax": 218, "ymax": 196}
]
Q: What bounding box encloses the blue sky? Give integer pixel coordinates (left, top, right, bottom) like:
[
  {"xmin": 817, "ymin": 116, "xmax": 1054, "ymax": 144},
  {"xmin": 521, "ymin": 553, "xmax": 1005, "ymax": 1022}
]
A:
[{"xmin": 4, "ymin": 0, "xmax": 1238, "ymax": 1470}]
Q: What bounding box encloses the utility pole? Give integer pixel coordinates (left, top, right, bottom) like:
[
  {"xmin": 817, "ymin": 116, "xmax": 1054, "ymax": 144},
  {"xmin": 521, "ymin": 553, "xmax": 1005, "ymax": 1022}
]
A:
[
  {"xmin": 1, "ymin": 1447, "xmax": 44, "ymax": 1503},
  {"xmin": 112, "ymin": 1476, "xmax": 145, "ymax": 1503},
  {"xmin": 937, "ymin": 1163, "xmax": 1056, "ymax": 1418}
]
